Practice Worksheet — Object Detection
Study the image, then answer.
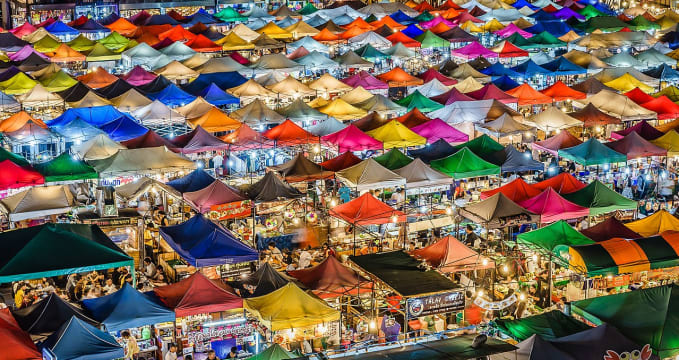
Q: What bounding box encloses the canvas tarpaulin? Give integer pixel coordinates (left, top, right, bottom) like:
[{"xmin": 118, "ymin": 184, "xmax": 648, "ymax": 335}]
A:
[
  {"xmin": 558, "ymin": 138, "xmax": 627, "ymax": 166},
  {"xmin": 563, "ymin": 180, "xmax": 637, "ymax": 215},
  {"xmin": 494, "ymin": 310, "xmax": 590, "ymax": 341},
  {"xmin": 335, "ymin": 158, "xmax": 406, "ymax": 191},
  {"xmin": 183, "ymin": 179, "xmax": 248, "ymax": 213},
  {"xmin": 411, "ymin": 236, "xmax": 494, "ymax": 273},
  {"xmin": 460, "ymin": 193, "xmax": 537, "ymax": 228},
  {"xmin": 153, "ymin": 272, "xmax": 242, "ymax": 317},
  {"xmin": 330, "ymin": 192, "xmax": 405, "ymax": 225}
]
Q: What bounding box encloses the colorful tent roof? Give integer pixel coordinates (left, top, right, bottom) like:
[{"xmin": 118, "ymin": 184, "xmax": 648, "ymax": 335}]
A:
[
  {"xmin": 245, "ymin": 171, "xmax": 303, "ymax": 202},
  {"xmin": 611, "ymin": 119, "xmax": 664, "ymax": 140},
  {"xmin": 269, "ymin": 154, "xmax": 334, "ymax": 182},
  {"xmin": 532, "ymin": 130, "xmax": 583, "ymax": 156},
  {"xmin": 533, "ymin": 172, "xmax": 586, "ymax": 195},
  {"xmin": 321, "ymin": 124, "xmax": 382, "ymax": 153},
  {"xmin": 459, "ymin": 192, "xmax": 537, "ymax": 227},
  {"xmin": 605, "ymin": 131, "xmax": 667, "ymax": 160},
  {"xmin": 625, "ymin": 210, "xmax": 679, "ymax": 237},
  {"xmin": 33, "ymin": 153, "xmax": 97, "ymax": 182},
  {"xmin": 336, "ymin": 158, "xmax": 406, "ymax": 190},
  {"xmin": 410, "ymin": 118, "xmax": 468, "ymax": 144},
  {"xmin": 182, "ymin": 179, "xmax": 248, "ymax": 213},
  {"xmin": 366, "ymin": 120, "xmax": 426, "ymax": 149},
  {"xmin": 153, "ymin": 272, "xmax": 242, "ymax": 317},
  {"xmin": 580, "ymin": 216, "xmax": 641, "ymax": 242},
  {"xmin": 329, "ymin": 192, "xmax": 405, "ymax": 225},
  {"xmin": 495, "ymin": 310, "xmax": 591, "ymax": 342},
  {"xmin": 374, "ymin": 148, "xmax": 415, "ymax": 170},
  {"xmin": 288, "ymin": 255, "xmax": 369, "ymax": 296},
  {"xmin": 431, "ymin": 147, "xmax": 501, "ymax": 179},
  {"xmin": 563, "ymin": 180, "xmax": 637, "ymax": 215},
  {"xmin": 42, "ymin": 316, "xmax": 123, "ymax": 360},
  {"xmin": 518, "ymin": 188, "xmax": 589, "ymax": 223},
  {"xmin": 319, "ymin": 152, "xmax": 362, "ymax": 172},
  {"xmin": 411, "ymin": 236, "xmax": 494, "ymax": 273},
  {"xmin": 559, "ymin": 138, "xmax": 626, "ymax": 166},
  {"xmin": 0, "ymin": 160, "xmax": 43, "ymax": 190},
  {"xmin": 480, "ymin": 177, "xmax": 541, "ymax": 202}
]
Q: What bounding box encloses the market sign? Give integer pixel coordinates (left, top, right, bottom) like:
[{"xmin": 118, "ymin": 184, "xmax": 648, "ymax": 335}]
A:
[
  {"xmin": 82, "ymin": 217, "xmax": 137, "ymax": 227},
  {"xmin": 186, "ymin": 322, "xmax": 256, "ymax": 345},
  {"xmin": 209, "ymin": 200, "xmax": 252, "ymax": 220},
  {"xmin": 406, "ymin": 291, "xmax": 465, "ymax": 319}
]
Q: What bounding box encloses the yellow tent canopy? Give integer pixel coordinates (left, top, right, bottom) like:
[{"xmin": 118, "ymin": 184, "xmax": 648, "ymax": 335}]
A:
[
  {"xmin": 284, "ymin": 21, "xmax": 320, "ymax": 39},
  {"xmin": 482, "ymin": 19, "xmax": 506, "ymax": 32},
  {"xmin": 309, "ymin": 73, "xmax": 353, "ymax": 95},
  {"xmin": 176, "ymin": 97, "xmax": 215, "ymax": 119},
  {"xmin": 452, "ymin": 76, "xmax": 485, "ymax": 93},
  {"xmin": 68, "ymin": 91, "xmax": 112, "ymax": 108},
  {"xmin": 244, "ymin": 283, "xmax": 340, "ymax": 331},
  {"xmin": 0, "ymin": 72, "xmax": 38, "ymax": 95},
  {"xmin": 216, "ymin": 32, "xmax": 255, "ymax": 51},
  {"xmin": 188, "ymin": 107, "xmax": 241, "ymax": 132},
  {"xmin": 317, "ymin": 98, "xmax": 367, "ymax": 120},
  {"xmin": 460, "ymin": 20, "xmax": 483, "ymax": 33},
  {"xmin": 255, "ymin": 22, "xmax": 293, "ymax": 40},
  {"xmin": 227, "ymin": 23, "xmax": 261, "ymax": 42},
  {"xmin": 604, "ymin": 73, "xmax": 655, "ymax": 93},
  {"xmin": 651, "ymin": 130, "xmax": 679, "ymax": 156},
  {"xmin": 625, "ymin": 209, "xmax": 679, "ymax": 237},
  {"xmin": 366, "ymin": 120, "xmax": 427, "ymax": 149}
]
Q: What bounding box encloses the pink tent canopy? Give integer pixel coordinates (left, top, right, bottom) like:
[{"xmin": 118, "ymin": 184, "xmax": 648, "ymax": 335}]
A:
[
  {"xmin": 183, "ymin": 179, "xmax": 248, "ymax": 213},
  {"xmin": 611, "ymin": 120, "xmax": 664, "ymax": 141},
  {"xmin": 321, "ymin": 124, "xmax": 383, "ymax": 152},
  {"xmin": 451, "ymin": 41, "xmax": 498, "ymax": 60},
  {"xmin": 420, "ymin": 16, "xmax": 456, "ymax": 29},
  {"xmin": 170, "ymin": 126, "xmax": 230, "ymax": 154},
  {"xmin": 493, "ymin": 23, "xmax": 533, "ymax": 38},
  {"xmin": 9, "ymin": 45, "xmax": 49, "ymax": 61},
  {"xmin": 419, "ymin": 68, "xmax": 457, "ymax": 86},
  {"xmin": 466, "ymin": 83, "xmax": 517, "ymax": 104},
  {"xmin": 518, "ymin": 187, "xmax": 589, "ymax": 223},
  {"xmin": 10, "ymin": 22, "xmax": 37, "ymax": 37},
  {"xmin": 121, "ymin": 65, "xmax": 157, "ymax": 86},
  {"xmin": 342, "ymin": 71, "xmax": 389, "ymax": 90},
  {"xmin": 531, "ymin": 130, "xmax": 583, "ymax": 156},
  {"xmin": 410, "ymin": 118, "xmax": 469, "ymax": 144},
  {"xmin": 431, "ymin": 87, "xmax": 475, "ymax": 105}
]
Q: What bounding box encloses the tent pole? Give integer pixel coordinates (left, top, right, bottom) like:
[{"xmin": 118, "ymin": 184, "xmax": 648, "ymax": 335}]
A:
[{"xmin": 548, "ymin": 253, "xmax": 553, "ymax": 308}]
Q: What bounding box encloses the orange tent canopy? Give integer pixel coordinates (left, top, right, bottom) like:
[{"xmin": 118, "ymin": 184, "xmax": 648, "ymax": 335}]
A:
[
  {"xmin": 340, "ymin": 25, "xmax": 368, "ymax": 40},
  {"xmin": 414, "ymin": 1, "xmax": 435, "ymax": 12},
  {"xmin": 140, "ymin": 24, "xmax": 173, "ymax": 36},
  {"xmin": 158, "ymin": 25, "xmax": 196, "ymax": 42},
  {"xmin": 439, "ymin": 0, "xmax": 463, "ymax": 10},
  {"xmin": 437, "ymin": 8, "xmax": 462, "ymax": 19},
  {"xmin": 532, "ymin": 172, "xmax": 586, "ymax": 194},
  {"xmin": 343, "ymin": 17, "xmax": 374, "ymax": 31},
  {"xmin": 429, "ymin": 22, "xmax": 452, "ymax": 34},
  {"xmin": 105, "ymin": 18, "xmax": 138, "ymax": 37},
  {"xmin": 313, "ymin": 28, "xmax": 341, "ymax": 42},
  {"xmin": 411, "ymin": 236, "xmax": 495, "ymax": 273},
  {"xmin": 188, "ymin": 107, "xmax": 241, "ymax": 132},
  {"xmin": 370, "ymin": 16, "xmax": 406, "ymax": 31},
  {"xmin": 185, "ymin": 34, "xmax": 221, "ymax": 52},
  {"xmin": 386, "ymin": 32, "xmax": 421, "ymax": 47},
  {"xmin": 0, "ymin": 111, "xmax": 47, "ymax": 132},
  {"xmin": 396, "ymin": 108, "xmax": 432, "ymax": 128},
  {"xmin": 540, "ymin": 80, "xmax": 587, "ymax": 102},
  {"xmin": 329, "ymin": 192, "xmax": 405, "ymax": 225},
  {"xmin": 505, "ymin": 83, "xmax": 553, "ymax": 105},
  {"xmin": 263, "ymin": 119, "xmax": 319, "ymax": 146},
  {"xmin": 77, "ymin": 67, "xmax": 118, "ymax": 89},
  {"xmin": 135, "ymin": 31, "xmax": 161, "ymax": 46},
  {"xmin": 376, "ymin": 67, "xmax": 424, "ymax": 87},
  {"xmin": 50, "ymin": 43, "xmax": 86, "ymax": 62},
  {"xmin": 220, "ymin": 124, "xmax": 273, "ymax": 151}
]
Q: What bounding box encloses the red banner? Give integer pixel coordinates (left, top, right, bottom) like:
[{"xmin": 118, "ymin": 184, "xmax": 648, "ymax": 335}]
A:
[{"xmin": 209, "ymin": 200, "xmax": 252, "ymax": 220}]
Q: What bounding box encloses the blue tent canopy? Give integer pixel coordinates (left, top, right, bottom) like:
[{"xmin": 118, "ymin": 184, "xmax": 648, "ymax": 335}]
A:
[
  {"xmin": 82, "ymin": 284, "xmax": 175, "ymax": 332},
  {"xmin": 148, "ymin": 84, "xmax": 196, "ymax": 107},
  {"xmin": 160, "ymin": 215, "xmax": 259, "ymax": 266},
  {"xmin": 510, "ymin": 59, "xmax": 551, "ymax": 77},
  {"xmin": 48, "ymin": 106, "xmax": 128, "ymax": 128},
  {"xmin": 541, "ymin": 57, "xmax": 586, "ymax": 75},
  {"xmin": 480, "ymin": 63, "xmax": 523, "ymax": 79},
  {"xmin": 644, "ymin": 63, "xmax": 679, "ymax": 81},
  {"xmin": 661, "ymin": 31, "xmax": 679, "ymax": 49},
  {"xmin": 186, "ymin": 11, "xmax": 219, "ymax": 25},
  {"xmin": 145, "ymin": 14, "xmax": 179, "ymax": 25},
  {"xmin": 401, "ymin": 24, "xmax": 424, "ymax": 39},
  {"xmin": 390, "ymin": 10, "xmax": 417, "ymax": 24},
  {"xmin": 408, "ymin": 139, "xmax": 458, "ymax": 163},
  {"xmin": 166, "ymin": 169, "xmax": 215, "ymax": 193},
  {"xmin": 527, "ymin": 21, "xmax": 574, "ymax": 37},
  {"xmin": 511, "ymin": 0, "xmax": 539, "ymax": 10},
  {"xmin": 529, "ymin": 10, "xmax": 559, "ymax": 22},
  {"xmin": 288, "ymin": 36, "xmax": 329, "ymax": 53},
  {"xmin": 199, "ymin": 83, "xmax": 240, "ymax": 106},
  {"xmin": 42, "ymin": 316, "xmax": 124, "ymax": 360},
  {"xmin": 491, "ymin": 75, "xmax": 521, "ymax": 91},
  {"xmin": 45, "ymin": 21, "xmax": 79, "ymax": 36},
  {"xmin": 182, "ymin": 72, "xmax": 247, "ymax": 96},
  {"xmin": 99, "ymin": 115, "xmax": 149, "ymax": 142},
  {"xmin": 50, "ymin": 117, "xmax": 105, "ymax": 141}
]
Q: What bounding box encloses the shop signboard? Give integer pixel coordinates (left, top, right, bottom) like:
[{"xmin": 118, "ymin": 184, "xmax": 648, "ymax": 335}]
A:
[
  {"xmin": 406, "ymin": 291, "xmax": 465, "ymax": 319},
  {"xmin": 209, "ymin": 200, "xmax": 252, "ymax": 220},
  {"xmin": 82, "ymin": 217, "xmax": 137, "ymax": 227},
  {"xmin": 186, "ymin": 321, "xmax": 256, "ymax": 346}
]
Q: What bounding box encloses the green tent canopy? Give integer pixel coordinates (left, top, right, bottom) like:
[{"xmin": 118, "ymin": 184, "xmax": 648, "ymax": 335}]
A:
[
  {"xmin": 563, "ymin": 180, "xmax": 637, "ymax": 216},
  {"xmin": 33, "ymin": 35, "xmax": 61, "ymax": 53},
  {"xmin": 655, "ymin": 86, "xmax": 679, "ymax": 103},
  {"xmin": 453, "ymin": 134, "xmax": 504, "ymax": 158},
  {"xmin": 86, "ymin": 42, "xmax": 122, "ymax": 62},
  {"xmin": 526, "ymin": 31, "xmax": 566, "ymax": 49},
  {"xmin": 98, "ymin": 31, "xmax": 132, "ymax": 51},
  {"xmin": 40, "ymin": 70, "xmax": 79, "ymax": 92},
  {"xmin": 298, "ymin": 3, "xmax": 318, "ymax": 15},
  {"xmin": 67, "ymin": 34, "xmax": 97, "ymax": 52},
  {"xmin": 215, "ymin": 7, "xmax": 248, "ymax": 22},
  {"xmin": 503, "ymin": 33, "xmax": 534, "ymax": 49},
  {"xmin": 628, "ymin": 15, "xmax": 660, "ymax": 30},
  {"xmin": 558, "ymin": 138, "xmax": 626, "ymax": 166},
  {"xmin": 572, "ymin": 284, "xmax": 679, "ymax": 358},
  {"xmin": 395, "ymin": 90, "xmax": 444, "ymax": 112},
  {"xmin": 33, "ymin": 152, "xmax": 98, "ymax": 182},
  {"xmin": 415, "ymin": 30, "xmax": 450, "ymax": 49},
  {"xmin": 576, "ymin": 16, "xmax": 632, "ymax": 32},
  {"xmin": 431, "ymin": 147, "xmax": 500, "ymax": 179},
  {"xmin": 576, "ymin": 4, "xmax": 608, "ymax": 19},
  {"xmin": 248, "ymin": 344, "xmax": 297, "ymax": 360},
  {"xmin": 414, "ymin": 11, "xmax": 434, "ymax": 22},
  {"xmin": 517, "ymin": 220, "xmax": 594, "ymax": 262},
  {"xmin": 354, "ymin": 43, "xmax": 389, "ymax": 60},
  {"xmin": 0, "ymin": 223, "xmax": 133, "ymax": 283},
  {"xmin": 494, "ymin": 310, "xmax": 591, "ymax": 341},
  {"xmin": 374, "ymin": 148, "xmax": 413, "ymax": 170},
  {"xmin": 0, "ymin": 147, "xmax": 29, "ymax": 166}
]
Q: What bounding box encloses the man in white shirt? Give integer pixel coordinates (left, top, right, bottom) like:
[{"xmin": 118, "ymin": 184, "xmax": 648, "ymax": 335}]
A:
[
  {"xmin": 298, "ymin": 248, "xmax": 312, "ymax": 269},
  {"xmin": 164, "ymin": 343, "xmax": 178, "ymax": 360}
]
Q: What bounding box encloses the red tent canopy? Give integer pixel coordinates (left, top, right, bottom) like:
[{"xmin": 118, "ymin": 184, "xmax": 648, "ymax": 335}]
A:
[
  {"xmin": 641, "ymin": 96, "xmax": 679, "ymax": 120},
  {"xmin": 506, "ymin": 83, "xmax": 553, "ymax": 105},
  {"xmin": 121, "ymin": 130, "xmax": 179, "ymax": 151},
  {"xmin": 492, "ymin": 41, "xmax": 529, "ymax": 58},
  {"xmin": 0, "ymin": 308, "xmax": 41, "ymax": 360},
  {"xmin": 624, "ymin": 87, "xmax": 655, "ymax": 104},
  {"xmin": 414, "ymin": 1, "xmax": 435, "ymax": 12},
  {"xmin": 186, "ymin": 34, "xmax": 222, "ymax": 52},
  {"xmin": 532, "ymin": 172, "xmax": 585, "ymax": 194},
  {"xmin": 153, "ymin": 272, "xmax": 242, "ymax": 317},
  {"xmin": 480, "ymin": 177, "xmax": 542, "ymax": 202},
  {"xmin": 611, "ymin": 120, "xmax": 664, "ymax": 140},
  {"xmin": 183, "ymin": 179, "xmax": 248, "ymax": 213},
  {"xmin": 263, "ymin": 119, "xmax": 320, "ymax": 146},
  {"xmin": 466, "ymin": 83, "xmax": 518, "ymax": 104},
  {"xmin": 604, "ymin": 131, "xmax": 667, "ymax": 159},
  {"xmin": 531, "ymin": 130, "xmax": 583, "ymax": 155},
  {"xmin": 221, "ymin": 124, "xmax": 274, "ymax": 151},
  {"xmin": 170, "ymin": 126, "xmax": 229, "ymax": 154},
  {"xmin": 580, "ymin": 217, "xmax": 641, "ymax": 242},
  {"xmin": 329, "ymin": 192, "xmax": 405, "ymax": 225},
  {"xmin": 0, "ymin": 160, "xmax": 44, "ymax": 191},
  {"xmin": 319, "ymin": 152, "xmax": 362, "ymax": 172},
  {"xmin": 288, "ymin": 255, "xmax": 371, "ymax": 297},
  {"xmin": 518, "ymin": 188, "xmax": 589, "ymax": 223},
  {"xmin": 418, "ymin": 68, "xmax": 457, "ymax": 86},
  {"xmin": 568, "ymin": 103, "xmax": 621, "ymax": 128},
  {"xmin": 395, "ymin": 108, "xmax": 434, "ymax": 128},
  {"xmin": 158, "ymin": 25, "xmax": 196, "ymax": 42},
  {"xmin": 386, "ymin": 31, "xmax": 421, "ymax": 48},
  {"xmin": 411, "ymin": 236, "xmax": 494, "ymax": 273},
  {"xmin": 439, "ymin": 0, "xmax": 463, "ymax": 10},
  {"xmin": 540, "ymin": 80, "xmax": 586, "ymax": 102},
  {"xmin": 431, "ymin": 87, "xmax": 475, "ymax": 105}
]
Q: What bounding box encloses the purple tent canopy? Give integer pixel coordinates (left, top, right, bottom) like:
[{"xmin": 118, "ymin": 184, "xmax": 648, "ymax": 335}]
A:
[
  {"xmin": 451, "ymin": 41, "xmax": 498, "ymax": 60},
  {"xmin": 9, "ymin": 45, "xmax": 49, "ymax": 61},
  {"xmin": 410, "ymin": 118, "xmax": 469, "ymax": 144},
  {"xmin": 183, "ymin": 179, "xmax": 248, "ymax": 213},
  {"xmin": 419, "ymin": 16, "xmax": 456, "ymax": 29},
  {"xmin": 552, "ymin": 7, "xmax": 585, "ymax": 20},
  {"xmin": 121, "ymin": 66, "xmax": 157, "ymax": 86},
  {"xmin": 321, "ymin": 124, "xmax": 383, "ymax": 152},
  {"xmin": 169, "ymin": 126, "xmax": 230, "ymax": 154},
  {"xmin": 493, "ymin": 23, "xmax": 534, "ymax": 38},
  {"xmin": 342, "ymin": 71, "xmax": 389, "ymax": 90},
  {"xmin": 611, "ymin": 120, "xmax": 664, "ymax": 141}
]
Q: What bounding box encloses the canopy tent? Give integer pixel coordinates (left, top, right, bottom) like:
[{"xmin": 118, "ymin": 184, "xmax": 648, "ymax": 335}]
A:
[
  {"xmin": 187, "ymin": 108, "xmax": 241, "ymax": 133},
  {"xmin": 480, "ymin": 113, "xmax": 535, "ymax": 139},
  {"xmin": 81, "ymin": 284, "xmax": 174, "ymax": 332},
  {"xmin": 307, "ymin": 118, "xmax": 346, "ymax": 137},
  {"xmin": 563, "ymin": 180, "xmax": 637, "ymax": 215},
  {"xmin": 395, "ymin": 90, "xmax": 444, "ymax": 113},
  {"xmin": 262, "ymin": 119, "xmax": 319, "ymax": 146},
  {"xmin": 247, "ymin": 344, "xmax": 297, "ymax": 360},
  {"xmin": 0, "ymin": 185, "xmax": 76, "ymax": 222},
  {"xmin": 581, "ymin": 216, "xmax": 641, "ymax": 242},
  {"xmin": 480, "ymin": 177, "xmax": 541, "ymax": 202},
  {"xmin": 0, "ymin": 308, "xmax": 41, "ymax": 360},
  {"xmin": 558, "ymin": 138, "xmax": 627, "ymax": 166},
  {"xmin": 153, "ymin": 272, "xmax": 242, "ymax": 317},
  {"xmin": 518, "ymin": 188, "xmax": 589, "ymax": 223},
  {"xmin": 246, "ymin": 172, "xmax": 304, "ymax": 202},
  {"xmin": 269, "ymin": 154, "xmax": 334, "ymax": 182},
  {"xmin": 330, "ymin": 192, "xmax": 405, "ymax": 226},
  {"xmin": 605, "ymin": 132, "xmax": 667, "ymax": 160},
  {"xmin": 431, "ymin": 147, "xmax": 501, "ymax": 179},
  {"xmin": 366, "ymin": 120, "xmax": 426, "ymax": 149},
  {"xmin": 532, "ymin": 172, "xmax": 586, "ymax": 195},
  {"xmin": 568, "ymin": 103, "xmax": 620, "ymax": 128},
  {"xmin": 120, "ymin": 129, "xmax": 178, "ymax": 151},
  {"xmin": 575, "ymin": 89, "xmax": 657, "ymax": 121},
  {"xmin": 652, "ymin": 130, "xmax": 679, "ymax": 156},
  {"xmin": 611, "ymin": 120, "xmax": 664, "ymax": 141},
  {"xmin": 411, "ymin": 236, "xmax": 494, "ymax": 273},
  {"xmin": 231, "ymin": 262, "xmax": 299, "ymax": 297},
  {"xmin": 459, "ymin": 192, "xmax": 537, "ymax": 228},
  {"xmin": 375, "ymin": 148, "xmax": 415, "ymax": 170},
  {"xmin": 72, "ymin": 134, "xmax": 126, "ymax": 161},
  {"xmin": 169, "ymin": 126, "xmax": 229, "ymax": 154},
  {"xmin": 160, "ymin": 215, "xmax": 257, "ymax": 266},
  {"xmin": 244, "ymin": 283, "xmax": 340, "ymax": 331},
  {"xmin": 453, "ymin": 134, "xmax": 506, "ymax": 158},
  {"xmin": 640, "ymin": 96, "xmax": 679, "ymax": 120},
  {"xmin": 410, "ymin": 118, "xmax": 468, "ymax": 144},
  {"xmin": 393, "ymin": 158, "xmax": 454, "ymax": 190},
  {"xmin": 0, "ymin": 223, "xmax": 132, "ymax": 283},
  {"xmin": 335, "ymin": 158, "xmax": 406, "ymax": 191},
  {"xmin": 531, "ymin": 130, "xmax": 582, "ymax": 156},
  {"xmin": 494, "ymin": 310, "xmax": 590, "ymax": 342},
  {"xmin": 0, "ymin": 160, "xmax": 43, "ymax": 190},
  {"xmin": 183, "ymin": 179, "xmax": 248, "ymax": 213},
  {"xmin": 321, "ymin": 124, "xmax": 382, "ymax": 153},
  {"xmin": 525, "ymin": 106, "xmax": 582, "ymax": 132},
  {"xmin": 41, "ymin": 317, "xmax": 123, "ymax": 360},
  {"xmin": 625, "ymin": 210, "xmax": 679, "ymax": 237},
  {"xmin": 486, "ymin": 145, "xmax": 544, "ymax": 173},
  {"xmin": 166, "ymin": 169, "xmax": 214, "ymax": 193},
  {"xmin": 89, "ymin": 146, "xmax": 195, "ymax": 175},
  {"xmin": 12, "ymin": 292, "xmax": 98, "ymax": 340},
  {"xmin": 288, "ymin": 255, "xmax": 369, "ymax": 297},
  {"xmin": 320, "ymin": 152, "xmax": 362, "ymax": 172},
  {"xmin": 517, "ymin": 220, "xmax": 594, "ymax": 263},
  {"xmin": 33, "ymin": 153, "xmax": 97, "ymax": 182}
]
